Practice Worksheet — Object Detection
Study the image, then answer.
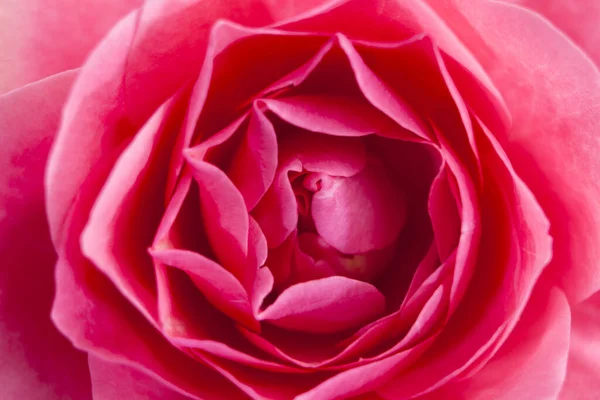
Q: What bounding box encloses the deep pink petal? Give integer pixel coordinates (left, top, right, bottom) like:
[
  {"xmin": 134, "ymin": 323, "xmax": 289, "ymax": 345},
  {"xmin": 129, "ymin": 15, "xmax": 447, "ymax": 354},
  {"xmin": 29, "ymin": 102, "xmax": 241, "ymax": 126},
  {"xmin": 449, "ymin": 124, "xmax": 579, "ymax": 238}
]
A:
[
  {"xmin": 375, "ymin": 120, "xmax": 553, "ymax": 399},
  {"xmin": 0, "ymin": 0, "xmax": 141, "ymax": 94},
  {"xmin": 428, "ymin": 0, "xmax": 600, "ymax": 303},
  {"xmin": 261, "ymin": 95, "xmax": 397, "ymax": 137},
  {"xmin": 296, "ymin": 340, "xmax": 432, "ymax": 400},
  {"xmin": 559, "ymin": 290, "xmax": 600, "ymax": 400},
  {"xmin": 252, "ymin": 267, "xmax": 275, "ymax": 315},
  {"xmin": 81, "ymin": 90, "xmax": 187, "ymax": 325},
  {"xmin": 279, "ymin": 129, "xmax": 367, "ymax": 177},
  {"xmin": 278, "ymin": 0, "xmax": 507, "ymax": 123},
  {"xmin": 152, "ymin": 264, "xmax": 300, "ymax": 374},
  {"xmin": 312, "ymin": 161, "xmax": 406, "ymax": 254},
  {"xmin": 89, "ymin": 356, "xmax": 191, "ymax": 400},
  {"xmin": 428, "ymin": 163, "xmax": 461, "ymax": 261},
  {"xmin": 416, "ymin": 286, "xmax": 570, "ymax": 400},
  {"xmin": 228, "ymin": 105, "xmax": 278, "ymax": 210},
  {"xmin": 185, "ymin": 156, "xmax": 253, "ymax": 289},
  {"xmin": 150, "ymin": 248, "xmax": 258, "ymax": 331},
  {"xmin": 335, "ymin": 34, "xmax": 430, "ymax": 140},
  {"xmin": 52, "ymin": 257, "xmax": 244, "ymax": 400},
  {"xmin": 0, "ymin": 71, "xmax": 91, "ymax": 399},
  {"xmin": 259, "ymin": 276, "xmax": 385, "ymax": 334},
  {"xmin": 252, "ymin": 160, "xmax": 302, "ymax": 248},
  {"xmin": 45, "ymin": 0, "xmax": 280, "ymax": 250}
]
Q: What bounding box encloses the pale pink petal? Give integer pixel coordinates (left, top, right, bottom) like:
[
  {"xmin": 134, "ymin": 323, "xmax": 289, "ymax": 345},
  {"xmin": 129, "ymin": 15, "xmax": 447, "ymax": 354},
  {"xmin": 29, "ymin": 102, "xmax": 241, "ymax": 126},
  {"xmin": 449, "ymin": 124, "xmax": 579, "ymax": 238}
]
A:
[
  {"xmin": 0, "ymin": 0, "xmax": 141, "ymax": 94},
  {"xmin": 559, "ymin": 290, "xmax": 600, "ymax": 400},
  {"xmin": 259, "ymin": 276, "xmax": 385, "ymax": 334},
  {"xmin": 0, "ymin": 71, "xmax": 91, "ymax": 399},
  {"xmin": 429, "ymin": 0, "xmax": 600, "ymax": 303},
  {"xmin": 312, "ymin": 161, "xmax": 406, "ymax": 254},
  {"xmin": 500, "ymin": 0, "xmax": 600, "ymax": 67},
  {"xmin": 416, "ymin": 287, "xmax": 570, "ymax": 400},
  {"xmin": 89, "ymin": 356, "xmax": 191, "ymax": 400}
]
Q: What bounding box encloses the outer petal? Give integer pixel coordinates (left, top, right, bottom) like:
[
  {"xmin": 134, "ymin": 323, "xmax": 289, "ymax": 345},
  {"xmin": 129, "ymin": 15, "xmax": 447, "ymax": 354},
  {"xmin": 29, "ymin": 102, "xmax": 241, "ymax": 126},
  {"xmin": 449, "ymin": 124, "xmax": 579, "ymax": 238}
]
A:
[
  {"xmin": 559, "ymin": 290, "xmax": 600, "ymax": 400},
  {"xmin": 0, "ymin": 0, "xmax": 142, "ymax": 94},
  {"xmin": 418, "ymin": 285, "xmax": 571, "ymax": 400},
  {"xmin": 89, "ymin": 356, "xmax": 191, "ymax": 400},
  {"xmin": 44, "ymin": 0, "xmax": 302, "ymax": 251},
  {"xmin": 502, "ymin": 0, "xmax": 600, "ymax": 67},
  {"xmin": 425, "ymin": 0, "xmax": 600, "ymax": 303},
  {"xmin": 0, "ymin": 71, "xmax": 91, "ymax": 399}
]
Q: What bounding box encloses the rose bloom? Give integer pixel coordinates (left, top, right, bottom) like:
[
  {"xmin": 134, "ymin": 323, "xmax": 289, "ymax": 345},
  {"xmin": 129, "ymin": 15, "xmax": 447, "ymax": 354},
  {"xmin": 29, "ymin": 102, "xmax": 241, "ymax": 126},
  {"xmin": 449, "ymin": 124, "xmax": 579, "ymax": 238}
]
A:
[{"xmin": 1, "ymin": 0, "xmax": 600, "ymax": 399}]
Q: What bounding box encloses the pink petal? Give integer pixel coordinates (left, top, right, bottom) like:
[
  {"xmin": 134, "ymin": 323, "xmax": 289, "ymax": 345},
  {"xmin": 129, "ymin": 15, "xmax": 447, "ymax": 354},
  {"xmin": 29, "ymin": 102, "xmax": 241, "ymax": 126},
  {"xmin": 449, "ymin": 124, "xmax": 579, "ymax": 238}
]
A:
[
  {"xmin": 428, "ymin": 163, "xmax": 461, "ymax": 261},
  {"xmin": 252, "ymin": 267, "xmax": 274, "ymax": 315},
  {"xmin": 432, "ymin": 0, "xmax": 600, "ymax": 303},
  {"xmin": 45, "ymin": 0, "xmax": 282, "ymax": 251},
  {"xmin": 261, "ymin": 95, "xmax": 396, "ymax": 137},
  {"xmin": 88, "ymin": 356, "xmax": 191, "ymax": 400},
  {"xmin": 171, "ymin": 22, "xmax": 328, "ymax": 195},
  {"xmin": 312, "ymin": 161, "xmax": 406, "ymax": 254},
  {"xmin": 252, "ymin": 159, "xmax": 302, "ymax": 248},
  {"xmin": 498, "ymin": 0, "xmax": 600, "ymax": 67},
  {"xmin": 52, "ymin": 256, "xmax": 244, "ymax": 400},
  {"xmin": 375, "ymin": 120, "xmax": 553, "ymax": 399},
  {"xmin": 81, "ymin": 91, "xmax": 187, "ymax": 325},
  {"xmin": 416, "ymin": 286, "xmax": 570, "ymax": 400},
  {"xmin": 278, "ymin": 0, "xmax": 506, "ymax": 123},
  {"xmin": 559, "ymin": 290, "xmax": 600, "ymax": 400},
  {"xmin": 0, "ymin": 71, "xmax": 91, "ymax": 399},
  {"xmin": 150, "ymin": 249, "xmax": 258, "ymax": 331},
  {"xmin": 279, "ymin": 129, "xmax": 368, "ymax": 177},
  {"xmin": 259, "ymin": 276, "xmax": 385, "ymax": 334},
  {"xmin": 0, "ymin": 0, "xmax": 141, "ymax": 94},
  {"xmin": 153, "ymin": 265, "xmax": 299, "ymax": 374},
  {"xmin": 295, "ymin": 340, "xmax": 432, "ymax": 400},
  {"xmin": 297, "ymin": 232, "xmax": 393, "ymax": 283},
  {"xmin": 228, "ymin": 106, "xmax": 278, "ymax": 210},
  {"xmin": 335, "ymin": 34, "xmax": 430, "ymax": 140},
  {"xmin": 184, "ymin": 156, "xmax": 252, "ymax": 289}
]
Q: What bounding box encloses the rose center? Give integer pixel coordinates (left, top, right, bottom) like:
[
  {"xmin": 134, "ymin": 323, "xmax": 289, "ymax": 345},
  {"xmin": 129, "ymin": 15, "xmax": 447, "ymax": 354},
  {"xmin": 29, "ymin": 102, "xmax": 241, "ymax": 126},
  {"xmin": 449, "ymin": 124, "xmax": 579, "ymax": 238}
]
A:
[{"xmin": 291, "ymin": 160, "xmax": 406, "ymax": 282}]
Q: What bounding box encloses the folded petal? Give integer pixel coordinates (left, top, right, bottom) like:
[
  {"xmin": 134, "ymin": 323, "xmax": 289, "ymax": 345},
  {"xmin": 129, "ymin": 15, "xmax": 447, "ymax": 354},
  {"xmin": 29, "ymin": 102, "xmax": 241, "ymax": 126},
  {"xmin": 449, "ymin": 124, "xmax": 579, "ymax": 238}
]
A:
[
  {"xmin": 259, "ymin": 276, "xmax": 385, "ymax": 334},
  {"xmin": 428, "ymin": 0, "xmax": 600, "ymax": 303},
  {"xmin": 417, "ymin": 286, "xmax": 570, "ymax": 400}
]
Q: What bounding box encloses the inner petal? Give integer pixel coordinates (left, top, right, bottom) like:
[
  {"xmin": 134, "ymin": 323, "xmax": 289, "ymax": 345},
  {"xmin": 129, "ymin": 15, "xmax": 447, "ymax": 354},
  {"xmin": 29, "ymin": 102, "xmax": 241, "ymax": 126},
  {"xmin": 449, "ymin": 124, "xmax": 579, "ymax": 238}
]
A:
[{"xmin": 311, "ymin": 160, "xmax": 406, "ymax": 254}]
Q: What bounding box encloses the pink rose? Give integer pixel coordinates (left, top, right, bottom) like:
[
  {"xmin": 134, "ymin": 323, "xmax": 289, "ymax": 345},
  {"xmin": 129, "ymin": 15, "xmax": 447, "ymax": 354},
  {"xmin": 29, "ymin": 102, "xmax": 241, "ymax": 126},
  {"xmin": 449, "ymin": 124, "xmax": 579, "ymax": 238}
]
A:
[{"xmin": 1, "ymin": 0, "xmax": 599, "ymax": 399}]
